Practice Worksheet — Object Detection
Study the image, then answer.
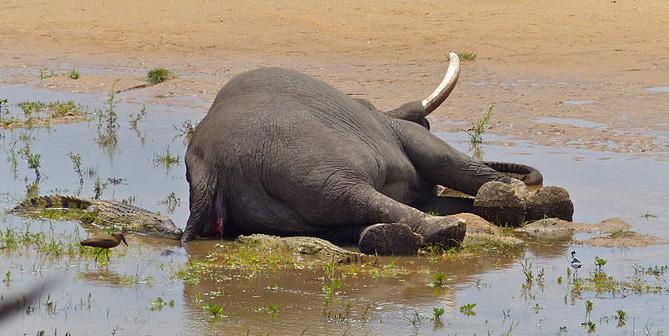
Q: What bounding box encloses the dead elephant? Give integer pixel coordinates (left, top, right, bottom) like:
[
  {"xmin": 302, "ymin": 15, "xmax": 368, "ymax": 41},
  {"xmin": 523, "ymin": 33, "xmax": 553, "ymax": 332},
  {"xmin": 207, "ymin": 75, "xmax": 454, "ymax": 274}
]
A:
[{"xmin": 182, "ymin": 53, "xmax": 573, "ymax": 255}]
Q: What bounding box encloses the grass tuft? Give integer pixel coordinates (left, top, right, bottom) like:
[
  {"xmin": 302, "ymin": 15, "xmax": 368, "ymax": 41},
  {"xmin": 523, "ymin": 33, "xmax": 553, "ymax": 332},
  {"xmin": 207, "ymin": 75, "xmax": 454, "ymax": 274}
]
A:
[
  {"xmin": 68, "ymin": 69, "xmax": 80, "ymax": 80},
  {"xmin": 466, "ymin": 103, "xmax": 494, "ymax": 144},
  {"xmin": 147, "ymin": 68, "xmax": 176, "ymax": 85},
  {"xmin": 457, "ymin": 51, "xmax": 477, "ymax": 61}
]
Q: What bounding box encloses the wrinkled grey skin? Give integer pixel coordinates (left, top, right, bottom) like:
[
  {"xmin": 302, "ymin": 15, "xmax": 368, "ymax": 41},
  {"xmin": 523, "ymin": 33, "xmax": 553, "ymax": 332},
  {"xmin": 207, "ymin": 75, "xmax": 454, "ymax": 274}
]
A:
[{"xmin": 182, "ymin": 67, "xmax": 536, "ymax": 251}]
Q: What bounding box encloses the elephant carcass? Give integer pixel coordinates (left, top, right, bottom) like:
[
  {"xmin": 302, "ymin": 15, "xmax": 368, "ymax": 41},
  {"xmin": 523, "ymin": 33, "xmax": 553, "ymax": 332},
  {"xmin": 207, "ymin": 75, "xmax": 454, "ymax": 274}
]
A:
[{"xmin": 182, "ymin": 53, "xmax": 572, "ymax": 255}]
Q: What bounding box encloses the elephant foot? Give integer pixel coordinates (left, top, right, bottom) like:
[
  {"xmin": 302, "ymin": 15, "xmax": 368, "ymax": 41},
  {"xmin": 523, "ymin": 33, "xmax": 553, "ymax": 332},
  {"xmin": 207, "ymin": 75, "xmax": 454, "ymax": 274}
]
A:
[
  {"xmin": 473, "ymin": 180, "xmax": 528, "ymax": 227},
  {"xmin": 414, "ymin": 216, "xmax": 467, "ymax": 248},
  {"xmin": 358, "ymin": 223, "xmax": 422, "ymax": 256},
  {"xmin": 526, "ymin": 186, "xmax": 574, "ymax": 221}
]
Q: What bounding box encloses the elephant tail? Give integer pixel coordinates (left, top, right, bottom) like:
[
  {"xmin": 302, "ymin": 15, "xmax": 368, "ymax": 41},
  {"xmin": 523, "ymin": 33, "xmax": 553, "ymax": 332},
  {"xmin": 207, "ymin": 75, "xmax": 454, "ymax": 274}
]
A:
[{"xmin": 482, "ymin": 161, "xmax": 544, "ymax": 186}]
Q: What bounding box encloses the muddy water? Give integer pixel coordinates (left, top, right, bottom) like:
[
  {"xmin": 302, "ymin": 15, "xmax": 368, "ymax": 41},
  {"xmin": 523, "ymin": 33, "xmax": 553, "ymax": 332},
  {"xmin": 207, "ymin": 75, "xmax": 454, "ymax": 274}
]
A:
[{"xmin": 1, "ymin": 86, "xmax": 668, "ymax": 335}]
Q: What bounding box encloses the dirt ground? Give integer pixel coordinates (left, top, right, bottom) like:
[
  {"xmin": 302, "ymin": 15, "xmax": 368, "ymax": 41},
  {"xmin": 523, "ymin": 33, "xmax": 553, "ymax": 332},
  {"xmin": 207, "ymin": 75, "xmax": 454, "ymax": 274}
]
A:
[{"xmin": 1, "ymin": 0, "xmax": 668, "ymax": 157}]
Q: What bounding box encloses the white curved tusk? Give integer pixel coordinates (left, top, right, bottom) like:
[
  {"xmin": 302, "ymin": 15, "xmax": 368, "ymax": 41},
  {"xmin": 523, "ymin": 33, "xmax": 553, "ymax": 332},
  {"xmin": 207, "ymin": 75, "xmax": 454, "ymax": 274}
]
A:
[{"xmin": 421, "ymin": 52, "xmax": 460, "ymax": 115}]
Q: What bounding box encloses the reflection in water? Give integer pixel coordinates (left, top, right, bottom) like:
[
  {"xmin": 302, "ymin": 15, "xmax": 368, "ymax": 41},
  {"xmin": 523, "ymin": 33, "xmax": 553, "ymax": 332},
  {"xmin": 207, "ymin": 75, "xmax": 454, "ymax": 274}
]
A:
[{"xmin": 0, "ymin": 85, "xmax": 668, "ymax": 334}]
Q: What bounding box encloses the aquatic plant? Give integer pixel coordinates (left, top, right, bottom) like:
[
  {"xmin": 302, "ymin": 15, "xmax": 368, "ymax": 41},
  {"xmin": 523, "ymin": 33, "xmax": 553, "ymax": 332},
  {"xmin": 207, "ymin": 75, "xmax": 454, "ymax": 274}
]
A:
[
  {"xmin": 266, "ymin": 304, "xmax": 279, "ymax": 320},
  {"xmin": 203, "ymin": 302, "xmax": 225, "ymax": 318},
  {"xmin": 48, "ymin": 101, "xmax": 87, "ymax": 118},
  {"xmin": 174, "ymin": 120, "xmax": 196, "ymax": 142},
  {"xmin": 150, "ymin": 297, "xmax": 173, "ymax": 311},
  {"xmin": 93, "ymin": 177, "xmax": 108, "ymax": 199},
  {"xmin": 95, "ymin": 82, "xmax": 120, "ymax": 150},
  {"xmin": 432, "ymin": 306, "xmax": 444, "ymax": 326},
  {"xmin": 459, "ymin": 303, "xmax": 476, "ymax": 316},
  {"xmin": 582, "ymin": 320, "xmax": 596, "ymax": 333},
  {"xmin": 160, "ymin": 192, "xmax": 180, "ymax": 212},
  {"xmin": 322, "ymin": 279, "xmax": 342, "ymax": 306},
  {"xmin": 3, "ymin": 271, "xmax": 11, "ymax": 287},
  {"xmin": 147, "ymin": 68, "xmax": 175, "ymax": 85},
  {"xmin": 17, "ymin": 138, "xmax": 42, "ymax": 181},
  {"xmin": 520, "ymin": 257, "xmax": 534, "ymax": 287},
  {"xmin": 68, "ymin": 152, "xmax": 84, "ymax": 184},
  {"xmin": 428, "ymin": 272, "xmax": 447, "ymax": 288},
  {"xmin": 129, "ymin": 104, "xmax": 146, "ymax": 130},
  {"xmin": 466, "ymin": 103, "xmax": 494, "ymax": 145},
  {"xmin": 615, "ymin": 309, "xmax": 626, "ymax": 326},
  {"xmin": 154, "ymin": 146, "xmax": 180, "ymax": 168}
]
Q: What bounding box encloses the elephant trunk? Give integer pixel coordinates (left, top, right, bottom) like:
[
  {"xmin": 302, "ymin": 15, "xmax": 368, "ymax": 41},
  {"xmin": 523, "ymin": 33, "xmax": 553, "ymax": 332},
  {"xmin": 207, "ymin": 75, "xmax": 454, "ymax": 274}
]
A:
[
  {"xmin": 482, "ymin": 161, "xmax": 544, "ymax": 186},
  {"xmin": 420, "ymin": 52, "xmax": 461, "ymax": 115}
]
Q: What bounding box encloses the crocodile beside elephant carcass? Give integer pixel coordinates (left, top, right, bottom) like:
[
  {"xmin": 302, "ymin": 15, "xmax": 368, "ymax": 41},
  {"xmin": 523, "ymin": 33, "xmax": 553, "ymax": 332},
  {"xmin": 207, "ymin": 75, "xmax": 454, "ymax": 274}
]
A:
[{"xmin": 182, "ymin": 53, "xmax": 573, "ymax": 255}]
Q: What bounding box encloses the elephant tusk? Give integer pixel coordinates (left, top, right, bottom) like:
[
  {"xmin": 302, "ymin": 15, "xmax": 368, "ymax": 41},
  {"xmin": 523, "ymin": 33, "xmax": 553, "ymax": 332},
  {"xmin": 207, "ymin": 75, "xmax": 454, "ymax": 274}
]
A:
[{"xmin": 421, "ymin": 52, "xmax": 460, "ymax": 115}]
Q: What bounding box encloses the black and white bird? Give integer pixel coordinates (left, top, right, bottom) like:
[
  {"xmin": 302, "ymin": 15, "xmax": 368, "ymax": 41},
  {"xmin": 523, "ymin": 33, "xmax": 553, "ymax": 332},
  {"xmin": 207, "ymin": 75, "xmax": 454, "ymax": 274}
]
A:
[{"xmin": 570, "ymin": 250, "xmax": 582, "ymax": 275}]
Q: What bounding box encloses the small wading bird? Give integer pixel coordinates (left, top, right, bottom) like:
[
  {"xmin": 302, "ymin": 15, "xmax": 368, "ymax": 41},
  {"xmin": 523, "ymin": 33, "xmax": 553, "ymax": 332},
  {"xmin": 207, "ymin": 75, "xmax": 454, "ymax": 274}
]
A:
[
  {"xmin": 80, "ymin": 232, "xmax": 128, "ymax": 261},
  {"xmin": 570, "ymin": 250, "xmax": 582, "ymax": 275}
]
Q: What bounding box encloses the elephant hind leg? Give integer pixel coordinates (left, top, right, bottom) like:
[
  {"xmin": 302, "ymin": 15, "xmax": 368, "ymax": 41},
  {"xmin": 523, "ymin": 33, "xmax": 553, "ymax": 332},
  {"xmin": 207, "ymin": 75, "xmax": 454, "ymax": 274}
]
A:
[
  {"xmin": 335, "ymin": 184, "xmax": 466, "ymax": 255},
  {"xmin": 182, "ymin": 153, "xmax": 219, "ymax": 242}
]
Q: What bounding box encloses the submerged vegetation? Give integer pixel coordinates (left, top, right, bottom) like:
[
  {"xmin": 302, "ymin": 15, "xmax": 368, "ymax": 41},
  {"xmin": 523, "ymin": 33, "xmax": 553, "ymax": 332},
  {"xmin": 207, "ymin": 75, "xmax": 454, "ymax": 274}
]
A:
[{"xmin": 95, "ymin": 83, "xmax": 120, "ymax": 151}]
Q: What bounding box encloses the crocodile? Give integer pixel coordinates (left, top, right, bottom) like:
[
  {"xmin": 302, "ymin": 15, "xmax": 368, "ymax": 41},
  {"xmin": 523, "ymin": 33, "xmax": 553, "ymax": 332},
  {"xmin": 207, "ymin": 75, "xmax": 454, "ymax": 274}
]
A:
[
  {"xmin": 236, "ymin": 234, "xmax": 365, "ymax": 264},
  {"xmin": 12, "ymin": 195, "xmax": 183, "ymax": 240}
]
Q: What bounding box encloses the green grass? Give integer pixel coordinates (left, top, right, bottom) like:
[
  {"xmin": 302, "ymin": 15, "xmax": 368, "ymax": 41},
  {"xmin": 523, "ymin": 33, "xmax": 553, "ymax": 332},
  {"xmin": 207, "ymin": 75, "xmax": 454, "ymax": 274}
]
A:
[
  {"xmin": 203, "ymin": 302, "xmax": 225, "ymax": 318},
  {"xmin": 266, "ymin": 304, "xmax": 279, "ymax": 320},
  {"xmin": 147, "ymin": 68, "xmax": 175, "ymax": 85},
  {"xmin": 18, "ymin": 101, "xmax": 86, "ymax": 119},
  {"xmin": 459, "ymin": 303, "xmax": 476, "ymax": 316},
  {"xmin": 95, "ymin": 84, "xmax": 120, "ymax": 149},
  {"xmin": 466, "ymin": 103, "xmax": 494, "ymax": 144},
  {"xmin": 154, "ymin": 146, "xmax": 180, "ymax": 168},
  {"xmin": 68, "ymin": 69, "xmax": 80, "ymax": 80},
  {"xmin": 457, "ymin": 51, "xmax": 477, "ymax": 61},
  {"xmin": 48, "ymin": 101, "xmax": 87, "ymax": 117},
  {"xmin": 428, "ymin": 272, "xmax": 447, "ymax": 288}
]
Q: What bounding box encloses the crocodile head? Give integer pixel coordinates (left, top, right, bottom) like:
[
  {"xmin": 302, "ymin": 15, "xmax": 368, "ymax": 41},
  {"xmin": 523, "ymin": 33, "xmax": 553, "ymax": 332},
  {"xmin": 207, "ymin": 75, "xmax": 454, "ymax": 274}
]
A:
[{"xmin": 137, "ymin": 212, "xmax": 183, "ymax": 240}]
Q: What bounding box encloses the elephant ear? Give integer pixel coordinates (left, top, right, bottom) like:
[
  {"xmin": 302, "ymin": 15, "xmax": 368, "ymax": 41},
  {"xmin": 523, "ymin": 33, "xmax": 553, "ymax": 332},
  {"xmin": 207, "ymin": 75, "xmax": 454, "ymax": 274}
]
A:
[{"xmin": 384, "ymin": 101, "xmax": 431, "ymax": 130}]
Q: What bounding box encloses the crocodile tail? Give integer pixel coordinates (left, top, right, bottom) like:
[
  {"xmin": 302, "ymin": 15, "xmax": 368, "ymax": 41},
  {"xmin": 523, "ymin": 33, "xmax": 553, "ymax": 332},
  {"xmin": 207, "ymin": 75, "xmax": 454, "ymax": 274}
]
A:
[
  {"xmin": 13, "ymin": 195, "xmax": 92, "ymax": 211},
  {"xmin": 482, "ymin": 161, "xmax": 544, "ymax": 186}
]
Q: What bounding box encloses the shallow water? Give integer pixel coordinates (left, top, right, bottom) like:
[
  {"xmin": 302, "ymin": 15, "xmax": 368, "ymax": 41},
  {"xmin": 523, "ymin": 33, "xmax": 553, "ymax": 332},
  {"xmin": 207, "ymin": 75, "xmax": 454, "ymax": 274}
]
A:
[
  {"xmin": 535, "ymin": 117, "xmax": 608, "ymax": 130},
  {"xmin": 646, "ymin": 86, "xmax": 669, "ymax": 93},
  {"xmin": 561, "ymin": 100, "xmax": 596, "ymax": 106},
  {"xmin": 1, "ymin": 85, "xmax": 668, "ymax": 335}
]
